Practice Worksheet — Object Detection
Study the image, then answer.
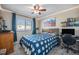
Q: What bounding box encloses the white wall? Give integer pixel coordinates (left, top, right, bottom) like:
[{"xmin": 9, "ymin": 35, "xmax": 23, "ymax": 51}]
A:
[
  {"xmin": 1, "ymin": 11, "xmax": 12, "ymax": 30},
  {"xmin": 55, "ymin": 8, "xmax": 79, "ymax": 36},
  {"xmin": 36, "ymin": 18, "xmax": 41, "ymax": 33},
  {"xmin": 1, "ymin": 11, "xmax": 32, "ymax": 43},
  {"xmin": 75, "ymin": 28, "xmax": 79, "ymax": 36},
  {"xmin": 40, "ymin": 7, "xmax": 79, "ymax": 36}
]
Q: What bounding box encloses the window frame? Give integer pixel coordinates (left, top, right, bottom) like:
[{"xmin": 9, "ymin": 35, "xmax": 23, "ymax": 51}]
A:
[{"xmin": 16, "ymin": 15, "xmax": 32, "ymax": 32}]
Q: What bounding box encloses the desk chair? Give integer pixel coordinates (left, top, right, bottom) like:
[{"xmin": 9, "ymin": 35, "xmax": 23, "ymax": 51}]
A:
[{"xmin": 62, "ymin": 34, "xmax": 76, "ymax": 53}]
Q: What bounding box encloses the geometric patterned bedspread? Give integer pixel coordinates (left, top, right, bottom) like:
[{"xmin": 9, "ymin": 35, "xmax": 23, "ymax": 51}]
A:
[{"xmin": 20, "ymin": 33, "xmax": 60, "ymax": 55}]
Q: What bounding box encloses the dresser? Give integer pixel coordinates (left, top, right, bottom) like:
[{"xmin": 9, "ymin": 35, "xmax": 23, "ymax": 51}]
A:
[{"xmin": 0, "ymin": 31, "xmax": 14, "ymax": 54}]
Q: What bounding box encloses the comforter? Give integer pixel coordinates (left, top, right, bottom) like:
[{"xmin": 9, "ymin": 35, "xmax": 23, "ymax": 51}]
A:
[{"xmin": 20, "ymin": 33, "xmax": 60, "ymax": 55}]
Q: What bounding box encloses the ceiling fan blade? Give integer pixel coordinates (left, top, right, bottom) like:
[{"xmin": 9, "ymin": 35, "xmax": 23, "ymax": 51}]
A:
[{"xmin": 39, "ymin": 9, "xmax": 46, "ymax": 11}]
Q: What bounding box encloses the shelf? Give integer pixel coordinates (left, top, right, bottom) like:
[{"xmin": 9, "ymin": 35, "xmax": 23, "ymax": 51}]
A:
[
  {"xmin": 61, "ymin": 21, "xmax": 79, "ymax": 27},
  {"xmin": 42, "ymin": 27, "xmax": 79, "ymax": 29}
]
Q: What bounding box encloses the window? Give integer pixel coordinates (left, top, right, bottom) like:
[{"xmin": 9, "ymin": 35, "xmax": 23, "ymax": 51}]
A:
[
  {"xmin": 16, "ymin": 15, "xmax": 32, "ymax": 31},
  {"xmin": 25, "ymin": 19, "xmax": 32, "ymax": 30}
]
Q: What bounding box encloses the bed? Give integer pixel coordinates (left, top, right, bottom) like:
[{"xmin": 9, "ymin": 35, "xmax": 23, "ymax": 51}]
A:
[{"xmin": 19, "ymin": 33, "xmax": 60, "ymax": 55}]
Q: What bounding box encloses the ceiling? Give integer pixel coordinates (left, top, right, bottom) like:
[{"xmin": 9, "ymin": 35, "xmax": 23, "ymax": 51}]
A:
[{"xmin": 1, "ymin": 4, "xmax": 79, "ymax": 18}]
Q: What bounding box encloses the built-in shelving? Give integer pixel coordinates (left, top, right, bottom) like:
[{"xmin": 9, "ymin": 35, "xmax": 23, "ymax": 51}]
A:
[{"xmin": 61, "ymin": 18, "xmax": 79, "ymax": 27}]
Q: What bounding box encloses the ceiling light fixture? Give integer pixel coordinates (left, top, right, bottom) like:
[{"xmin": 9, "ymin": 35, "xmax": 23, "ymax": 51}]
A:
[{"xmin": 32, "ymin": 4, "xmax": 46, "ymax": 15}]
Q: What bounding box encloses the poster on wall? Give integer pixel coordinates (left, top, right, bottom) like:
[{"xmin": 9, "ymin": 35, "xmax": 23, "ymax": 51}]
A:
[{"xmin": 43, "ymin": 18, "xmax": 56, "ymax": 28}]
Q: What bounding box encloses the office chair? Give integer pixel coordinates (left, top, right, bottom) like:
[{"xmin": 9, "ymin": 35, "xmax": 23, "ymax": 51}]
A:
[{"xmin": 62, "ymin": 34, "xmax": 76, "ymax": 53}]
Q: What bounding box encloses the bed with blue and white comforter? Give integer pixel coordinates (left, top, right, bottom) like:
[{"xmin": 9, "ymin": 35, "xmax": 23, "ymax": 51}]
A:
[{"xmin": 20, "ymin": 33, "xmax": 60, "ymax": 55}]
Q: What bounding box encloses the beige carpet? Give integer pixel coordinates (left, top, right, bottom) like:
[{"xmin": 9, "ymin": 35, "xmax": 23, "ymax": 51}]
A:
[
  {"xmin": 48, "ymin": 47, "xmax": 75, "ymax": 55},
  {"xmin": 10, "ymin": 43, "xmax": 77, "ymax": 55},
  {"xmin": 10, "ymin": 43, "xmax": 26, "ymax": 55}
]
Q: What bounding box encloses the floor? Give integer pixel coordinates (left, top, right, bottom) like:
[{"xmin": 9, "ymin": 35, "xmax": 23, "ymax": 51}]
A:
[
  {"xmin": 48, "ymin": 47, "xmax": 75, "ymax": 55},
  {"xmin": 9, "ymin": 32, "xmax": 79, "ymax": 55},
  {"xmin": 10, "ymin": 43, "xmax": 78, "ymax": 55},
  {"xmin": 10, "ymin": 43, "xmax": 26, "ymax": 55}
]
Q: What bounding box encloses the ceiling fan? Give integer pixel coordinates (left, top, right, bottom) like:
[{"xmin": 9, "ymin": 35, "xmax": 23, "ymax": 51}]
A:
[{"xmin": 31, "ymin": 4, "xmax": 46, "ymax": 15}]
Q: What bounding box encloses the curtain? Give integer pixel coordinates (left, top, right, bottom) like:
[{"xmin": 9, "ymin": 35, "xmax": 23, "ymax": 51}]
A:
[
  {"xmin": 32, "ymin": 18, "xmax": 36, "ymax": 34},
  {"xmin": 12, "ymin": 13, "xmax": 17, "ymax": 42}
]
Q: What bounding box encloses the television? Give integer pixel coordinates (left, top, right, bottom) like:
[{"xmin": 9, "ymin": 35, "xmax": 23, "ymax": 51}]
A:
[{"xmin": 62, "ymin": 29, "xmax": 75, "ymax": 35}]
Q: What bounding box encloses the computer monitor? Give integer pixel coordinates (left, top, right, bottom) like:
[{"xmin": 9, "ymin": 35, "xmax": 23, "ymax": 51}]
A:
[{"xmin": 62, "ymin": 29, "xmax": 75, "ymax": 35}]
